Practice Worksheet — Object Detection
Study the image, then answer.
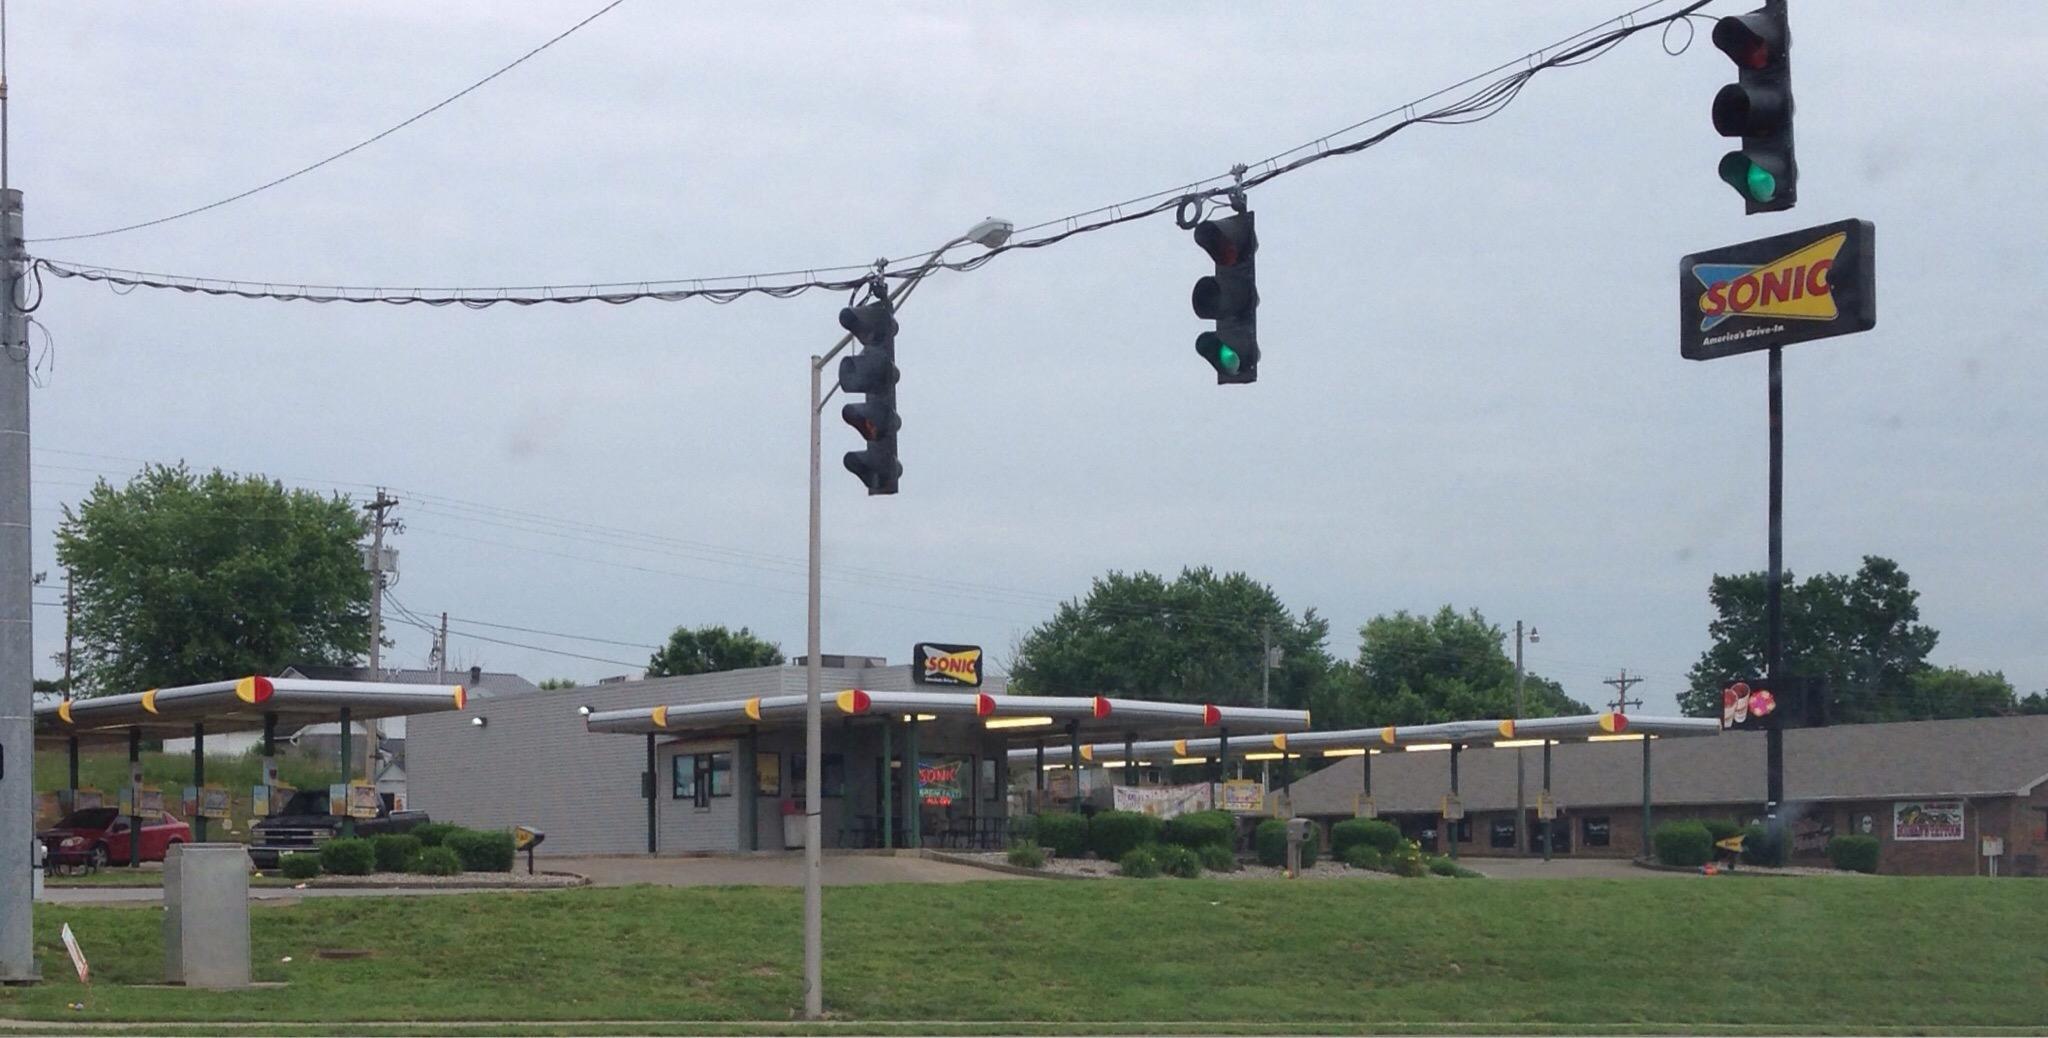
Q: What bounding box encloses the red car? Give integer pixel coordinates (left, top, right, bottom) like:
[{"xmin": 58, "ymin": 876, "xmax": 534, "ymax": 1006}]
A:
[{"xmin": 39, "ymin": 807, "xmax": 192, "ymax": 869}]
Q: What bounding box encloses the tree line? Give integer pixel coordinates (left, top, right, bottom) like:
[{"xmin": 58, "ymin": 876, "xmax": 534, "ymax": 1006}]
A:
[{"xmin": 48, "ymin": 464, "xmax": 2044, "ymax": 723}]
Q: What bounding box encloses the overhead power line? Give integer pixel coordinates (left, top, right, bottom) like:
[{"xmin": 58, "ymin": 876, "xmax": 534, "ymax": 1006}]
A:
[
  {"xmin": 34, "ymin": 0, "xmax": 1711, "ymax": 307},
  {"xmin": 31, "ymin": 0, "xmax": 629, "ymax": 244}
]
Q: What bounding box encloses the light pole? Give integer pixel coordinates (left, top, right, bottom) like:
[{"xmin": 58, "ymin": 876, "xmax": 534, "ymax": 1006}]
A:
[
  {"xmin": 1513, "ymin": 622, "xmax": 1538, "ymax": 857},
  {"xmin": 803, "ymin": 217, "xmax": 1010, "ymax": 1020}
]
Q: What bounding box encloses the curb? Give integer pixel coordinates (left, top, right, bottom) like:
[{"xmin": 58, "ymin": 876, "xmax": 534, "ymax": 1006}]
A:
[{"xmin": 921, "ymin": 850, "xmax": 1088, "ymax": 880}]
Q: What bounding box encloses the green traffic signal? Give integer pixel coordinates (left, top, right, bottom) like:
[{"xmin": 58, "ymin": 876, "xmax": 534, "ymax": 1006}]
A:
[
  {"xmin": 1215, "ymin": 344, "xmax": 1240, "ymax": 374},
  {"xmin": 1719, "ymin": 152, "xmax": 1777, "ymax": 203}
]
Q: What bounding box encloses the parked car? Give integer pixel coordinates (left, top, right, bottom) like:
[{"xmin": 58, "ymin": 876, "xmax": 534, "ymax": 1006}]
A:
[
  {"xmin": 39, "ymin": 807, "xmax": 192, "ymax": 868},
  {"xmin": 248, "ymin": 790, "xmax": 428, "ymax": 868}
]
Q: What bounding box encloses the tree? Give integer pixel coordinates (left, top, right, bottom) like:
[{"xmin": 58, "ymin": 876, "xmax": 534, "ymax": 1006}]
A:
[
  {"xmin": 2018, "ymin": 691, "xmax": 2048, "ymax": 716},
  {"xmin": 536, "ymin": 678, "xmax": 579, "ymax": 691},
  {"xmin": 56, "ymin": 464, "xmax": 371, "ymax": 696},
  {"xmin": 1677, "ymin": 556, "xmax": 2015, "ymax": 722},
  {"xmin": 646, "ymin": 624, "xmax": 784, "ymax": 677},
  {"xmin": 1334, "ymin": 606, "xmax": 1590, "ymax": 727},
  {"xmin": 32, "ymin": 678, "xmax": 67, "ymax": 695},
  {"xmin": 1010, "ymin": 568, "xmax": 1333, "ymax": 709}
]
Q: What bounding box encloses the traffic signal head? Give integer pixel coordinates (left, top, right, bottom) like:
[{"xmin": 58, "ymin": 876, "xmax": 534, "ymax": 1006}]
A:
[
  {"xmin": 837, "ymin": 298, "xmax": 902, "ymax": 495},
  {"xmin": 1712, "ymin": 3, "xmax": 1795, "ymax": 213},
  {"xmin": 1191, "ymin": 209, "xmax": 1260, "ymax": 384}
]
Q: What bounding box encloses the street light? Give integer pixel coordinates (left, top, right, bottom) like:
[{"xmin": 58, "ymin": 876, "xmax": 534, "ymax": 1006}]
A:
[{"xmin": 802, "ymin": 216, "xmax": 1009, "ymax": 1020}]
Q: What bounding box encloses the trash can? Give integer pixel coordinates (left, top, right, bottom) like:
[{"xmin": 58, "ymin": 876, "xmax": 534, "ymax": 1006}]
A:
[
  {"xmin": 163, "ymin": 843, "xmax": 252, "ymax": 989},
  {"xmin": 781, "ymin": 800, "xmax": 805, "ymax": 850}
]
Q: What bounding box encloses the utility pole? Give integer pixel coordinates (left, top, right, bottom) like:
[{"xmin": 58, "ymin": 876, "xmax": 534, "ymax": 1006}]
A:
[
  {"xmin": 1604, "ymin": 669, "xmax": 1645, "ymax": 714},
  {"xmin": 62, "ymin": 570, "xmax": 72, "ymax": 694},
  {"xmin": 1259, "ymin": 624, "xmax": 1273, "ymax": 793},
  {"xmin": 434, "ymin": 611, "xmax": 448, "ymax": 684},
  {"xmin": 0, "ymin": 0, "xmax": 37, "ymax": 974},
  {"xmin": 361, "ymin": 489, "xmax": 399, "ymax": 780}
]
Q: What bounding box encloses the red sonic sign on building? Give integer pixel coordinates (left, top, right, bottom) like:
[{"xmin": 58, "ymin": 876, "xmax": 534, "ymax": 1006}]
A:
[{"xmin": 1680, "ymin": 219, "xmax": 1875, "ymax": 361}]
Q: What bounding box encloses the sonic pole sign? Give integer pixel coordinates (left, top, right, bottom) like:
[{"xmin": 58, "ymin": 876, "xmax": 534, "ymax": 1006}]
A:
[{"xmin": 1680, "ymin": 218, "xmax": 1875, "ymax": 361}]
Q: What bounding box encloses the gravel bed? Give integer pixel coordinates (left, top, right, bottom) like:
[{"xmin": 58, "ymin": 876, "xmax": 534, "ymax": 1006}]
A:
[
  {"xmin": 958, "ymin": 851, "xmax": 1394, "ymax": 881},
  {"xmin": 296, "ymin": 870, "xmax": 587, "ymax": 889}
]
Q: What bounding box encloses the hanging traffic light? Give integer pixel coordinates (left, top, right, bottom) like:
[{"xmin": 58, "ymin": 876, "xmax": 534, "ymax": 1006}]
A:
[
  {"xmin": 838, "ymin": 296, "xmax": 901, "ymax": 495},
  {"xmin": 1712, "ymin": 1, "xmax": 1795, "ymax": 213},
  {"xmin": 1191, "ymin": 209, "xmax": 1260, "ymax": 384}
]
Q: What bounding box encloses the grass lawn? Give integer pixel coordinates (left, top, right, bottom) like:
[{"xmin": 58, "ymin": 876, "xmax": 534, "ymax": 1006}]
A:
[
  {"xmin": 44, "ymin": 868, "xmax": 295, "ymax": 888},
  {"xmin": 4, "ymin": 877, "xmax": 2045, "ymax": 1034}
]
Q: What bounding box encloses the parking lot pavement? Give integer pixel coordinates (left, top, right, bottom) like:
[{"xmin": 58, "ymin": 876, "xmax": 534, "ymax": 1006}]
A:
[
  {"xmin": 556, "ymin": 852, "xmax": 1024, "ymax": 887},
  {"xmin": 1456, "ymin": 856, "xmax": 1686, "ymax": 879}
]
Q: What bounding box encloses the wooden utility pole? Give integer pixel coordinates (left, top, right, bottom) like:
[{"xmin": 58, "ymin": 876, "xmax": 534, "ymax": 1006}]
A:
[{"xmin": 1604, "ymin": 669, "xmax": 1645, "ymax": 714}]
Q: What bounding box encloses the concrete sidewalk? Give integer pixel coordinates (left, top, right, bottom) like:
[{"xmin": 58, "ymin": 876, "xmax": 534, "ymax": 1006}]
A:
[{"xmin": 558, "ymin": 852, "xmax": 1024, "ymax": 887}]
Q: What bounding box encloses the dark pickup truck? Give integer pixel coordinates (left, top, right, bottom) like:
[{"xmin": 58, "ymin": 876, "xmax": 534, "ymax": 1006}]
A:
[{"xmin": 248, "ymin": 790, "xmax": 429, "ymax": 868}]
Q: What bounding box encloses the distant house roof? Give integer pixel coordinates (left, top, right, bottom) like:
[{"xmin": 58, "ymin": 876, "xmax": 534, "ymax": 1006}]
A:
[
  {"xmin": 1286, "ymin": 714, "xmax": 2048, "ymax": 816},
  {"xmin": 281, "ymin": 665, "xmax": 541, "ymax": 699}
]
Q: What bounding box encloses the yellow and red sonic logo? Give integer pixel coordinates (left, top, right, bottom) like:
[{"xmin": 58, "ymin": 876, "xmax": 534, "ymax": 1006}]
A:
[
  {"xmin": 1693, "ymin": 231, "xmax": 1845, "ymax": 331},
  {"xmin": 920, "ymin": 646, "xmax": 981, "ymax": 684}
]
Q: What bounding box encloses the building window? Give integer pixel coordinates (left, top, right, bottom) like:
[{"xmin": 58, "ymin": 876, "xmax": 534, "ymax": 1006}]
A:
[
  {"xmin": 980, "ymin": 756, "xmax": 999, "ymax": 801},
  {"xmin": 790, "ymin": 752, "xmax": 846, "ymax": 797},
  {"xmin": 1583, "ymin": 816, "xmax": 1612, "ymax": 847},
  {"xmin": 1454, "ymin": 818, "xmax": 1473, "ymax": 843},
  {"xmin": 1489, "ymin": 819, "xmax": 1517, "ymax": 849},
  {"xmin": 672, "ymin": 755, "xmax": 695, "ymax": 802},
  {"xmin": 672, "ymin": 752, "xmax": 732, "ymax": 807},
  {"xmin": 756, "ymin": 752, "xmax": 781, "ymax": 798}
]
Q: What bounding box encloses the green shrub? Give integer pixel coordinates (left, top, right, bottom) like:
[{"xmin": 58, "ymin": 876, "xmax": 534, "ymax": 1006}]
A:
[
  {"xmin": 1088, "ymin": 810, "xmax": 1164, "ymax": 861},
  {"xmin": 1006, "ymin": 844, "xmax": 1045, "ymax": 870},
  {"xmin": 1741, "ymin": 823, "xmax": 1786, "ymax": 866},
  {"xmin": 1007, "ymin": 815, "xmax": 1035, "ymax": 849},
  {"xmin": 1254, "ymin": 819, "xmax": 1288, "ymax": 867},
  {"xmin": 1702, "ymin": 818, "xmax": 1742, "ymax": 844},
  {"xmin": 1032, "ymin": 813, "xmax": 1089, "ymax": 858},
  {"xmin": 1197, "ymin": 843, "xmax": 1237, "ymax": 873},
  {"xmin": 371, "ymin": 834, "xmax": 421, "ymax": 873},
  {"xmin": 1253, "ymin": 819, "xmax": 1321, "ymax": 868},
  {"xmin": 1118, "ymin": 846, "xmax": 1161, "ymax": 878},
  {"xmin": 1652, "ymin": 821, "xmax": 1713, "ymax": 867},
  {"xmin": 445, "ymin": 829, "xmax": 516, "ymax": 873},
  {"xmin": 1826, "ymin": 834, "xmax": 1880, "ymax": 874},
  {"xmin": 1341, "ymin": 844, "xmax": 1384, "ymax": 871},
  {"xmin": 1330, "ymin": 818, "xmax": 1402, "ymax": 857},
  {"xmin": 412, "ymin": 846, "xmax": 462, "ymax": 877},
  {"xmin": 1154, "ymin": 843, "xmax": 1203, "ymax": 879},
  {"xmin": 1389, "ymin": 839, "xmax": 1428, "ymax": 878},
  {"xmin": 317, "ymin": 837, "xmax": 375, "ymax": 876},
  {"xmin": 1161, "ymin": 810, "xmax": 1235, "ymax": 850},
  {"xmin": 410, "ymin": 822, "xmax": 463, "ymax": 848},
  {"xmin": 279, "ymin": 852, "xmax": 322, "ymax": 880},
  {"xmin": 1426, "ymin": 856, "xmax": 1469, "ymax": 877}
]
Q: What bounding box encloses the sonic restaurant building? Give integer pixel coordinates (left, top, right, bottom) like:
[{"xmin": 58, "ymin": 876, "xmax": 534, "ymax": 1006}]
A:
[{"xmin": 406, "ymin": 655, "xmax": 1306, "ymax": 856}]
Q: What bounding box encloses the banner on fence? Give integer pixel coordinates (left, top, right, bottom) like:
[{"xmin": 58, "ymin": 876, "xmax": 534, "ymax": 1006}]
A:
[{"xmin": 1111, "ymin": 783, "xmax": 1213, "ymax": 818}]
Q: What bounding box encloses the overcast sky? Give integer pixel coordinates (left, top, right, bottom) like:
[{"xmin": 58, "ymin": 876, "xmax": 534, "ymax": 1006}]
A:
[{"xmin": 17, "ymin": 3, "xmax": 2046, "ymax": 712}]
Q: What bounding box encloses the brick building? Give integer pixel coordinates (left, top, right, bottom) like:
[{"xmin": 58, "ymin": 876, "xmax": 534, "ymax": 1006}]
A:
[{"xmin": 1286, "ymin": 714, "xmax": 2048, "ymax": 876}]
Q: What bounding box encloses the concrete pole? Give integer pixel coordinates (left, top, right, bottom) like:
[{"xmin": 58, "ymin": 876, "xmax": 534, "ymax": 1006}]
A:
[
  {"xmin": 1514, "ymin": 620, "xmax": 1525, "ymax": 857},
  {"xmin": 644, "ymin": 733, "xmax": 656, "ymax": 854},
  {"xmin": 192, "ymin": 722, "xmax": 207, "ymax": 842},
  {"xmin": 338, "ymin": 707, "xmax": 353, "ymax": 838},
  {"xmin": 1641, "ymin": 734, "xmax": 1654, "ymax": 860},
  {"xmin": 0, "ymin": 183, "xmax": 34, "ymax": 982},
  {"xmin": 261, "ymin": 713, "xmax": 277, "ymax": 817},
  {"xmin": 127, "ymin": 727, "xmax": 141, "ymax": 867},
  {"xmin": 881, "ymin": 721, "xmax": 893, "ymax": 850},
  {"xmin": 1542, "ymin": 739, "xmax": 1554, "ymax": 862}
]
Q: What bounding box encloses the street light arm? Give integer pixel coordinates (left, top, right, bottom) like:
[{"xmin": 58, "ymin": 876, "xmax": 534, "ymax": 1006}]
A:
[{"xmin": 811, "ymin": 233, "xmax": 969, "ymax": 408}]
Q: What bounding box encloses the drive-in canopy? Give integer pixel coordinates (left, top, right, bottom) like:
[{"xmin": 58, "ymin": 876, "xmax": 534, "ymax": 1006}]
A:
[
  {"xmin": 1010, "ymin": 712, "xmax": 1722, "ymax": 767},
  {"xmin": 35, "ymin": 676, "xmax": 469, "ymax": 745},
  {"xmin": 582, "ymin": 688, "xmax": 1311, "ymax": 743}
]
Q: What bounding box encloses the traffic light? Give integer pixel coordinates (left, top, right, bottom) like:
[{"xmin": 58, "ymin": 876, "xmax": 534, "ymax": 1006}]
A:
[
  {"xmin": 1712, "ymin": 1, "xmax": 1796, "ymax": 213},
  {"xmin": 838, "ymin": 297, "xmax": 901, "ymax": 495},
  {"xmin": 1191, "ymin": 209, "xmax": 1259, "ymax": 384}
]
